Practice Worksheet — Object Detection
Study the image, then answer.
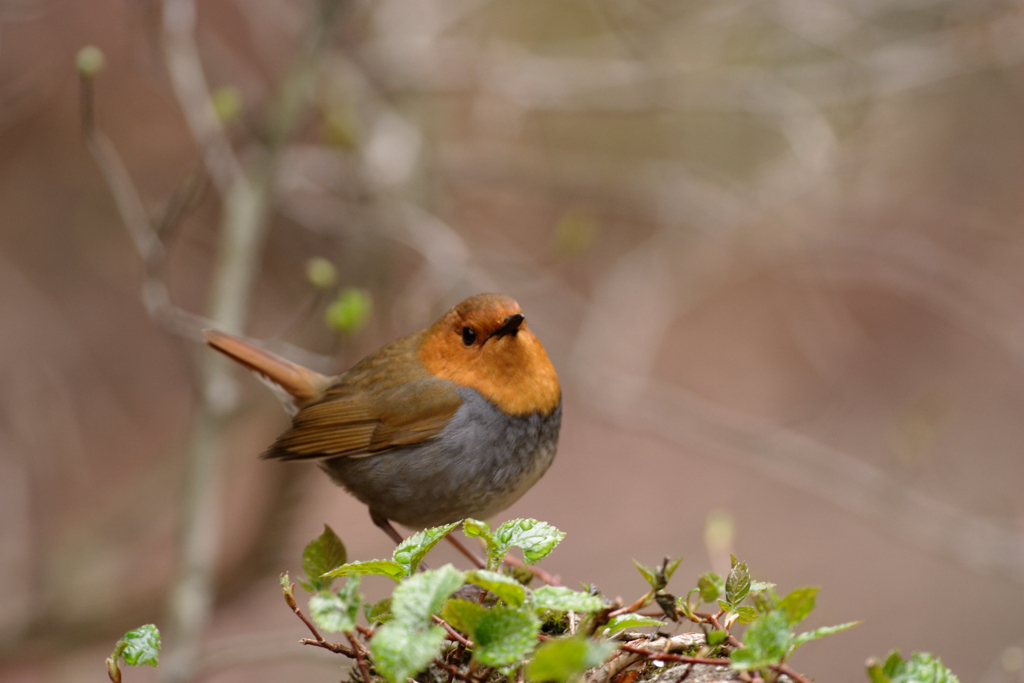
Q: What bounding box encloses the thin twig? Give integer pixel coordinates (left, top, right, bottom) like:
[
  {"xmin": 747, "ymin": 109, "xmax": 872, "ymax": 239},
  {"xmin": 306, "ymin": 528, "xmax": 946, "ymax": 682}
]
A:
[
  {"xmin": 617, "ymin": 644, "xmax": 729, "ymax": 666},
  {"xmin": 433, "ymin": 616, "xmax": 473, "ymax": 648},
  {"xmin": 347, "ymin": 632, "xmax": 373, "ymax": 682},
  {"xmin": 773, "ymin": 663, "xmax": 813, "ymax": 683}
]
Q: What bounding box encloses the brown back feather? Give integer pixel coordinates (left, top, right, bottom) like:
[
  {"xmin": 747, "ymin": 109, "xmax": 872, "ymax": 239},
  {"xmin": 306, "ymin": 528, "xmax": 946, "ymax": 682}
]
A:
[{"xmin": 263, "ymin": 331, "xmax": 463, "ymax": 461}]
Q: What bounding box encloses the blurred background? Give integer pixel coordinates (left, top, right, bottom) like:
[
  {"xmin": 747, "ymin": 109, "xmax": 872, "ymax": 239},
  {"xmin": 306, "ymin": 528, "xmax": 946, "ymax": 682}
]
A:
[{"xmin": 2, "ymin": 0, "xmax": 1024, "ymax": 681}]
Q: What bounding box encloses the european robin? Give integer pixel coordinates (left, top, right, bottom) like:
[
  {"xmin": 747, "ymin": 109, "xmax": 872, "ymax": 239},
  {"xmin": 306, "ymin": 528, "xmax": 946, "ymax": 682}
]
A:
[{"xmin": 204, "ymin": 293, "xmax": 561, "ymax": 538}]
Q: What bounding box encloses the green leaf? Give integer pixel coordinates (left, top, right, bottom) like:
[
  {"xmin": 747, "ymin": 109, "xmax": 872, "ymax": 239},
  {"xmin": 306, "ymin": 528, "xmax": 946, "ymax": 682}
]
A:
[
  {"xmin": 114, "ymin": 624, "xmax": 161, "ymax": 667},
  {"xmin": 707, "ymin": 630, "xmax": 728, "ymax": 647},
  {"xmin": 493, "ymin": 519, "xmax": 565, "ymax": 566},
  {"xmin": 463, "ymin": 518, "xmax": 491, "ymax": 538},
  {"xmin": 532, "ymin": 586, "xmax": 606, "ymax": 613},
  {"xmin": 463, "ymin": 519, "xmax": 499, "ymax": 568},
  {"xmin": 365, "ymin": 597, "xmax": 393, "ymax": 624},
  {"xmin": 735, "ymin": 606, "xmax": 758, "ymax": 624},
  {"xmin": 750, "ymin": 581, "xmax": 775, "ymax": 593},
  {"xmin": 729, "ymin": 611, "xmax": 792, "ymax": 671},
  {"xmin": 632, "ymin": 560, "xmax": 657, "ymax": 589},
  {"xmin": 303, "ymin": 525, "xmax": 347, "ymax": 591},
  {"xmin": 698, "ymin": 573, "xmax": 723, "ymax": 602},
  {"xmin": 472, "ymin": 605, "xmax": 541, "ymax": 667},
  {"xmin": 871, "ymin": 650, "xmax": 960, "ymax": 683},
  {"xmin": 792, "ymin": 621, "xmax": 859, "ymax": 652},
  {"xmin": 599, "ymin": 614, "xmax": 664, "ymax": 635},
  {"xmin": 725, "ymin": 560, "xmax": 750, "ymax": 607},
  {"xmin": 309, "ymin": 578, "xmax": 361, "ymax": 633},
  {"xmin": 717, "ymin": 599, "xmax": 731, "ymax": 614},
  {"xmin": 392, "ymin": 522, "xmax": 460, "ymax": 577},
  {"xmin": 867, "ymin": 659, "xmax": 893, "ymax": 683},
  {"xmin": 441, "ymin": 598, "xmax": 487, "ymax": 636},
  {"xmin": 324, "ymin": 559, "xmax": 406, "ymax": 582},
  {"xmin": 370, "ymin": 622, "xmax": 447, "ymax": 683},
  {"xmin": 527, "ymin": 637, "xmax": 615, "ymax": 683},
  {"xmin": 778, "ymin": 586, "xmax": 818, "ymax": 625},
  {"xmin": 466, "ymin": 570, "xmax": 527, "ymax": 606},
  {"xmin": 391, "ymin": 565, "xmax": 465, "ymax": 627}
]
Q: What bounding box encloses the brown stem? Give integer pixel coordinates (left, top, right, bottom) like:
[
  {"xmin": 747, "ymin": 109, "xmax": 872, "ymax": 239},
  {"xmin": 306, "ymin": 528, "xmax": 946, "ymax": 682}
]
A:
[
  {"xmin": 433, "ymin": 616, "xmax": 473, "ymax": 648},
  {"xmin": 299, "ymin": 637, "xmax": 354, "ymax": 655},
  {"xmin": 283, "ymin": 581, "xmax": 354, "ymax": 657},
  {"xmin": 774, "ymin": 663, "xmax": 813, "ymax": 683},
  {"xmin": 347, "ymin": 632, "xmax": 373, "ymax": 682},
  {"xmin": 617, "ymin": 644, "xmax": 730, "ymax": 666},
  {"xmin": 607, "ymin": 591, "xmax": 652, "ymax": 618}
]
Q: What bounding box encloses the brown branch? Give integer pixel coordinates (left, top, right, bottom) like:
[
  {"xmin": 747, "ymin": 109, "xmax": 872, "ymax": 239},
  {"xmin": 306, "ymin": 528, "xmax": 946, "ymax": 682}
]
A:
[
  {"xmin": 347, "ymin": 632, "xmax": 373, "ymax": 682},
  {"xmin": 773, "ymin": 663, "xmax": 813, "ymax": 683},
  {"xmin": 433, "ymin": 616, "xmax": 473, "ymax": 648},
  {"xmin": 618, "ymin": 644, "xmax": 729, "ymax": 666},
  {"xmin": 282, "ymin": 580, "xmax": 355, "ymax": 658},
  {"xmin": 607, "ymin": 591, "xmax": 652, "ymax": 618}
]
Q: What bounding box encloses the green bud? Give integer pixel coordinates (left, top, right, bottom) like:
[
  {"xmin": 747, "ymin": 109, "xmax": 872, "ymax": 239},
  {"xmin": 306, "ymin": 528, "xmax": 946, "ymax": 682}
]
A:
[
  {"xmin": 554, "ymin": 206, "xmax": 597, "ymax": 257},
  {"xmin": 76, "ymin": 45, "xmax": 105, "ymax": 78},
  {"xmin": 326, "ymin": 288, "xmax": 372, "ymax": 335},
  {"xmin": 211, "ymin": 86, "xmax": 243, "ymax": 123},
  {"xmin": 306, "ymin": 257, "xmax": 337, "ymax": 289}
]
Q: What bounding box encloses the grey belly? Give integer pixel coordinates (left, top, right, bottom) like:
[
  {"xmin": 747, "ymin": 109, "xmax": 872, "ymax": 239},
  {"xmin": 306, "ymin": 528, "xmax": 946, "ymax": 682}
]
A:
[{"xmin": 318, "ymin": 387, "xmax": 561, "ymax": 529}]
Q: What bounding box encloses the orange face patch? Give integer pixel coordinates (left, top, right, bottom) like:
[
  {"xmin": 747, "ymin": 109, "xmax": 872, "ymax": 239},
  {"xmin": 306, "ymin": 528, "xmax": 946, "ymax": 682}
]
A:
[{"xmin": 418, "ymin": 294, "xmax": 561, "ymax": 416}]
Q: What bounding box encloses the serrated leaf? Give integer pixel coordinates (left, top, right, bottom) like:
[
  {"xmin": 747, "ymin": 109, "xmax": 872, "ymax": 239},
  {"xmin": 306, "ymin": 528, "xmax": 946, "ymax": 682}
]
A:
[
  {"xmin": 532, "ymin": 586, "xmax": 606, "ymax": 613},
  {"xmin": 302, "ymin": 525, "xmax": 347, "ymax": 591},
  {"xmin": 791, "ymin": 621, "xmax": 859, "ymax": 652},
  {"xmin": 466, "ymin": 570, "xmax": 527, "ymax": 606},
  {"xmin": 527, "ymin": 637, "xmax": 616, "ymax": 683},
  {"xmin": 778, "ymin": 586, "xmax": 818, "ymax": 625},
  {"xmin": 867, "ymin": 659, "xmax": 893, "ymax": 683},
  {"xmin": 370, "ymin": 622, "xmax": 447, "ymax": 683},
  {"xmin": 717, "ymin": 599, "xmax": 730, "ymax": 613},
  {"xmin": 494, "ymin": 519, "xmax": 565, "ymax": 566},
  {"xmin": 599, "ymin": 614, "xmax": 664, "ymax": 635},
  {"xmin": 441, "ymin": 598, "xmax": 487, "ymax": 636},
  {"xmin": 309, "ymin": 594, "xmax": 355, "ymax": 633},
  {"xmin": 729, "ymin": 610, "xmax": 792, "ymax": 671},
  {"xmin": 391, "ymin": 564, "xmax": 465, "ymax": 627},
  {"xmin": 750, "ymin": 581, "xmax": 775, "ymax": 592},
  {"xmin": 735, "ymin": 606, "xmax": 758, "ymax": 624},
  {"xmin": 725, "ymin": 561, "xmax": 750, "ymax": 607},
  {"xmin": 875, "ymin": 650, "xmax": 960, "ymax": 683},
  {"xmin": 324, "ymin": 559, "xmax": 406, "ymax": 582},
  {"xmin": 472, "ymin": 605, "xmax": 541, "ymax": 667},
  {"xmin": 309, "ymin": 578, "xmax": 361, "ymax": 633},
  {"xmin": 698, "ymin": 573, "xmax": 723, "ymax": 602},
  {"xmin": 707, "ymin": 630, "xmax": 728, "ymax": 647},
  {"xmin": 632, "ymin": 560, "xmax": 657, "ymax": 589},
  {"xmin": 392, "ymin": 522, "xmax": 460, "ymax": 577},
  {"xmin": 365, "ymin": 597, "xmax": 393, "ymax": 624},
  {"xmin": 115, "ymin": 624, "xmax": 161, "ymax": 667},
  {"xmin": 463, "ymin": 518, "xmax": 491, "ymax": 538}
]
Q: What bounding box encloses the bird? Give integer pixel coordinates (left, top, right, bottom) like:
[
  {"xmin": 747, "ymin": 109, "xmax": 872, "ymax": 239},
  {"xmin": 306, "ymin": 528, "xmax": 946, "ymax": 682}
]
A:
[{"xmin": 203, "ymin": 293, "xmax": 561, "ymax": 544}]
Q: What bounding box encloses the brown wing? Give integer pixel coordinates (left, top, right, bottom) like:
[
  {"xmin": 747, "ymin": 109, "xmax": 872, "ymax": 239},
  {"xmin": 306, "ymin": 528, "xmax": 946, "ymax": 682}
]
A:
[{"xmin": 263, "ymin": 334, "xmax": 462, "ymax": 460}]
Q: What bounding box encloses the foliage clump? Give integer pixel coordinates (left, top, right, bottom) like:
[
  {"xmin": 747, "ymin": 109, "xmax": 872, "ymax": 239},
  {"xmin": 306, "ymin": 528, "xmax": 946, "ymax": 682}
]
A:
[{"xmin": 104, "ymin": 519, "xmax": 962, "ymax": 683}]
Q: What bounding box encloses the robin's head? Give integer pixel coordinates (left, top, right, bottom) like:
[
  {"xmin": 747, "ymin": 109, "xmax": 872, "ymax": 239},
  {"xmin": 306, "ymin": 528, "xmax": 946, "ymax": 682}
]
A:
[{"xmin": 418, "ymin": 294, "xmax": 560, "ymax": 416}]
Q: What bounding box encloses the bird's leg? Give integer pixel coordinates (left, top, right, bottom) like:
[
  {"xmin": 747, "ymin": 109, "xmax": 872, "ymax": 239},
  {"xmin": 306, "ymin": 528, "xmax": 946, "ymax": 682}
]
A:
[
  {"xmin": 370, "ymin": 510, "xmax": 406, "ymax": 545},
  {"xmin": 444, "ymin": 534, "xmax": 486, "ymax": 569}
]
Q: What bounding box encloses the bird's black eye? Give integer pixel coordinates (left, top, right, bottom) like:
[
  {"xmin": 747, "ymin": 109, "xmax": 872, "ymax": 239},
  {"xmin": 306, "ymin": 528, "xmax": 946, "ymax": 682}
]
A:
[{"xmin": 462, "ymin": 327, "xmax": 477, "ymax": 346}]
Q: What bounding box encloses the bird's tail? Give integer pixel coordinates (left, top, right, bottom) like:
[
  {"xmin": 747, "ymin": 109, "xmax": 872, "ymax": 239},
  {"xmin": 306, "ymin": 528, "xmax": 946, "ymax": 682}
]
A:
[{"xmin": 203, "ymin": 330, "xmax": 330, "ymax": 415}]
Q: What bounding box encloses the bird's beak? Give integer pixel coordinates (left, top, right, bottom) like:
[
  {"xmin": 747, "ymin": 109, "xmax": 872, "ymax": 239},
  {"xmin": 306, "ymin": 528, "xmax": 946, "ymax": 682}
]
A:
[{"xmin": 490, "ymin": 313, "xmax": 525, "ymax": 339}]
